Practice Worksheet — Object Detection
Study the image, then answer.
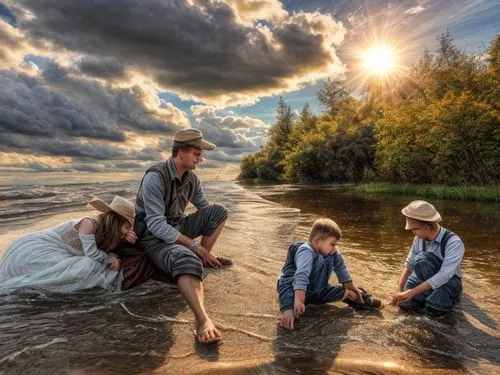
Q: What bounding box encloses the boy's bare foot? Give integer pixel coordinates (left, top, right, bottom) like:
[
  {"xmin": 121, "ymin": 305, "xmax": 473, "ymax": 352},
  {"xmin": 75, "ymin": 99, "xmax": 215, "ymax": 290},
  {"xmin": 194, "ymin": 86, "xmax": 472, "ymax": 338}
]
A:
[
  {"xmin": 195, "ymin": 318, "xmax": 222, "ymax": 344},
  {"xmin": 278, "ymin": 309, "xmax": 296, "ymax": 330}
]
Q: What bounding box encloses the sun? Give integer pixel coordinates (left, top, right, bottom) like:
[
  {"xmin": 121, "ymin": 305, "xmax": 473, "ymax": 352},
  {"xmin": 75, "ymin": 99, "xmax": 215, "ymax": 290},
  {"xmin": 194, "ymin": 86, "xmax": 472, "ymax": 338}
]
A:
[
  {"xmin": 362, "ymin": 45, "xmax": 395, "ymax": 76},
  {"xmin": 348, "ymin": 32, "xmax": 408, "ymax": 90}
]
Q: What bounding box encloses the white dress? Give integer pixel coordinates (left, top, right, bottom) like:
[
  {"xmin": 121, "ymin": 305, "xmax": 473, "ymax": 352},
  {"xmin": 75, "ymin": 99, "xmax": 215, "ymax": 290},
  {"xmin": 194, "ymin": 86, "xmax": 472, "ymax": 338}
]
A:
[{"xmin": 0, "ymin": 219, "xmax": 123, "ymax": 293}]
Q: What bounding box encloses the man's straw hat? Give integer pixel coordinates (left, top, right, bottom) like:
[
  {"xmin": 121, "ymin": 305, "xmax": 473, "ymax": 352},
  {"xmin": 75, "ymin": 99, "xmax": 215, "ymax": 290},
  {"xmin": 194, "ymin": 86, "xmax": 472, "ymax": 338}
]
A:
[
  {"xmin": 402, "ymin": 200, "xmax": 442, "ymax": 229},
  {"xmin": 87, "ymin": 196, "xmax": 135, "ymax": 224},
  {"xmin": 174, "ymin": 128, "xmax": 216, "ymax": 151}
]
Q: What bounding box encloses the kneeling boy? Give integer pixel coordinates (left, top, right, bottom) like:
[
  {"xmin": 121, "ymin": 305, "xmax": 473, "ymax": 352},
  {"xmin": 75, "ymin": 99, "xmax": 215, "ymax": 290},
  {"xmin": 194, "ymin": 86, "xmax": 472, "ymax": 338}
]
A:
[{"xmin": 390, "ymin": 200, "xmax": 464, "ymax": 318}]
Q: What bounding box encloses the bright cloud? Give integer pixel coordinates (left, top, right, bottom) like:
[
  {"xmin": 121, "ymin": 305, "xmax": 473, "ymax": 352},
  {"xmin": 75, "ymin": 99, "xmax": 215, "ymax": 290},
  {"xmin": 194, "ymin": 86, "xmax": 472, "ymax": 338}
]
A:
[
  {"xmin": 404, "ymin": 6, "xmax": 426, "ymax": 15},
  {"xmin": 191, "ymin": 104, "xmax": 268, "ymax": 161}
]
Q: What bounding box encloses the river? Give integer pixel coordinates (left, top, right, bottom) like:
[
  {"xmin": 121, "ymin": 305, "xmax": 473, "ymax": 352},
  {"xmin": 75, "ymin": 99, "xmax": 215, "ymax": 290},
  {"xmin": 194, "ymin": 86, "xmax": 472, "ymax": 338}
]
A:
[{"xmin": 0, "ymin": 180, "xmax": 498, "ymax": 374}]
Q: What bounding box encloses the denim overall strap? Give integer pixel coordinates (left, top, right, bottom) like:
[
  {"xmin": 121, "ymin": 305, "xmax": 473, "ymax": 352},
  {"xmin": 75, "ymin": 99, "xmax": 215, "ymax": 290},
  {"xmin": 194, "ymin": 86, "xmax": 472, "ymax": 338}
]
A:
[
  {"xmin": 421, "ymin": 229, "xmax": 455, "ymax": 258},
  {"xmin": 285, "ymin": 241, "xmax": 306, "ymax": 267},
  {"xmin": 421, "ymin": 238, "xmax": 427, "ymax": 252},
  {"xmin": 440, "ymin": 230, "xmax": 456, "ymax": 258}
]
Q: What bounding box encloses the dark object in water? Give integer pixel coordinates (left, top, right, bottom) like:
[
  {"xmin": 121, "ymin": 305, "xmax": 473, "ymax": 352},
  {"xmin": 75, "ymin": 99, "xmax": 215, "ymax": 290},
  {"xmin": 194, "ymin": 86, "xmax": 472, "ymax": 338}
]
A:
[{"xmin": 345, "ymin": 287, "xmax": 383, "ymax": 310}]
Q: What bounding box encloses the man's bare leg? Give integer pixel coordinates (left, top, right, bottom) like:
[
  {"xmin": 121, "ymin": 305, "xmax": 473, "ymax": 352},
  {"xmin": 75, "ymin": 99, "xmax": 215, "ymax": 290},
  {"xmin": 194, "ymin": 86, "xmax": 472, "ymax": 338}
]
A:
[
  {"xmin": 200, "ymin": 220, "xmax": 232, "ymax": 267},
  {"xmin": 177, "ymin": 274, "xmax": 221, "ymax": 344},
  {"xmin": 200, "ymin": 220, "xmax": 226, "ymax": 251}
]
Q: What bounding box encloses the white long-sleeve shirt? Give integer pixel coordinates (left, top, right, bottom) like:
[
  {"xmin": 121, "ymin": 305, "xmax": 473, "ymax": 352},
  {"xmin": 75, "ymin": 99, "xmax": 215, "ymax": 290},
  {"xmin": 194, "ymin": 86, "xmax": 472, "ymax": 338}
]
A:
[
  {"xmin": 79, "ymin": 233, "xmax": 109, "ymax": 263},
  {"xmin": 405, "ymin": 227, "xmax": 464, "ymax": 289}
]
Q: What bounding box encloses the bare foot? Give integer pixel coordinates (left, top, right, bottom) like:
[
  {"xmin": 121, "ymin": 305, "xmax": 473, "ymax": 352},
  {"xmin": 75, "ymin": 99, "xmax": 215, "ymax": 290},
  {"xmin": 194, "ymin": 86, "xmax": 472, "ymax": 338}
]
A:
[
  {"xmin": 196, "ymin": 318, "xmax": 222, "ymax": 344},
  {"xmin": 278, "ymin": 309, "xmax": 296, "ymax": 330}
]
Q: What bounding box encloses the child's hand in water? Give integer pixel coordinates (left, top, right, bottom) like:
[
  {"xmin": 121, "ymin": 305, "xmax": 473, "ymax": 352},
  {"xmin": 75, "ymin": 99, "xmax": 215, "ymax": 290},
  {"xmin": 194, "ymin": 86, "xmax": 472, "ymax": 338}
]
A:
[
  {"xmin": 279, "ymin": 309, "xmax": 296, "ymax": 330},
  {"xmin": 294, "ymin": 300, "xmax": 305, "ymax": 317},
  {"xmin": 344, "ymin": 281, "xmax": 364, "ymax": 303}
]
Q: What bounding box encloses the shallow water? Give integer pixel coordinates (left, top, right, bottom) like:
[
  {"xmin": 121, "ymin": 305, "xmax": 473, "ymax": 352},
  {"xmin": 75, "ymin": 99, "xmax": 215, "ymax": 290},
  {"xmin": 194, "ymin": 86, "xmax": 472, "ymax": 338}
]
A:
[{"xmin": 0, "ymin": 181, "xmax": 498, "ymax": 375}]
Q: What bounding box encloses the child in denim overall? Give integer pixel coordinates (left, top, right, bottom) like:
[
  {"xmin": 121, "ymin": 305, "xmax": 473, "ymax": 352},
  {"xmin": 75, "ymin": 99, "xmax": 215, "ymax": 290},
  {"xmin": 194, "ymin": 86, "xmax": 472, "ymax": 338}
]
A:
[
  {"xmin": 390, "ymin": 200, "xmax": 464, "ymax": 319},
  {"xmin": 277, "ymin": 218, "xmax": 381, "ymax": 330}
]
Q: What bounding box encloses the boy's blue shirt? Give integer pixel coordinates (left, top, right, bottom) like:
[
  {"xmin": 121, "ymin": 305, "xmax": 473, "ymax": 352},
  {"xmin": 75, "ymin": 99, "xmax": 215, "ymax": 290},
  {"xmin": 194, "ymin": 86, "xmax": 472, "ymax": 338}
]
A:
[{"xmin": 278, "ymin": 241, "xmax": 352, "ymax": 293}]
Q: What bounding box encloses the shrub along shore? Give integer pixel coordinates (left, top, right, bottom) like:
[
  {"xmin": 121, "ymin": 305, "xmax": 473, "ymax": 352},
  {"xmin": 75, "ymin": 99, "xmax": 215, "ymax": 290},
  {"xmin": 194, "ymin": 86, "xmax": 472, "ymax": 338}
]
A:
[{"xmin": 352, "ymin": 183, "xmax": 500, "ymax": 202}]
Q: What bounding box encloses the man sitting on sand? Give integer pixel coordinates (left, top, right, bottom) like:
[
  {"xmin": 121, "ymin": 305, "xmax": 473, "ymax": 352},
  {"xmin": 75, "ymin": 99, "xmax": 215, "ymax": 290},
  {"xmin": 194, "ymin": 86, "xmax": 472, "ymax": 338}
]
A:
[{"xmin": 134, "ymin": 128, "xmax": 229, "ymax": 344}]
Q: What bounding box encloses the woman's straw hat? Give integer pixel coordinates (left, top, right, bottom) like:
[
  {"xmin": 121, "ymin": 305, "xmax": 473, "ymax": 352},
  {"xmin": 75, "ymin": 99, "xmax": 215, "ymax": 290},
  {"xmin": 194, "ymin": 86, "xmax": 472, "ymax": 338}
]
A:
[
  {"xmin": 401, "ymin": 200, "xmax": 442, "ymax": 223},
  {"xmin": 87, "ymin": 196, "xmax": 135, "ymax": 224}
]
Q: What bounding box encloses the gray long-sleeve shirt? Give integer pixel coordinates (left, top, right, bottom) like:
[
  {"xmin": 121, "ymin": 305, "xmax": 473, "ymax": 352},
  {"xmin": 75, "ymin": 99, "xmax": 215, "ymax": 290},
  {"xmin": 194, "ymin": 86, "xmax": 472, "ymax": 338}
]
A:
[
  {"xmin": 405, "ymin": 226, "xmax": 464, "ymax": 289},
  {"xmin": 279, "ymin": 242, "xmax": 352, "ymax": 293},
  {"xmin": 135, "ymin": 157, "xmax": 209, "ymax": 244}
]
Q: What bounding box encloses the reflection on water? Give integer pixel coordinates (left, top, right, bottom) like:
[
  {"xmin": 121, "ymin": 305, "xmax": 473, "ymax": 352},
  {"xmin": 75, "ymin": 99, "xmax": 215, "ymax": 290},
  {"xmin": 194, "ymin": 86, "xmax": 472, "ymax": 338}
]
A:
[
  {"xmin": 0, "ymin": 182, "xmax": 498, "ymax": 374},
  {"xmin": 249, "ymin": 184, "xmax": 500, "ymax": 285},
  {"xmin": 0, "ymin": 285, "xmax": 180, "ymax": 374}
]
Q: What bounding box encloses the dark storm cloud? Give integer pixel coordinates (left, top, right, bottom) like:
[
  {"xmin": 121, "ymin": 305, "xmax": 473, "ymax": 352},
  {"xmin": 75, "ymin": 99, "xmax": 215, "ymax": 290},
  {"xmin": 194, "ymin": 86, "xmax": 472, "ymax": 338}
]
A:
[
  {"xmin": 195, "ymin": 123, "xmax": 248, "ymax": 149},
  {"xmin": 0, "ymin": 133, "xmax": 171, "ymax": 166},
  {"xmin": 11, "ymin": 0, "xmax": 344, "ymax": 101},
  {"xmin": 208, "ymin": 149, "xmax": 246, "ymax": 162},
  {"xmin": 73, "ymin": 165, "xmax": 107, "ymax": 173},
  {"xmin": 0, "ymin": 69, "xmax": 125, "ymax": 141},
  {"xmin": 134, "ymin": 149, "xmax": 164, "ymax": 161},
  {"xmin": 39, "ymin": 62, "xmax": 186, "ymax": 134},
  {"xmin": 112, "ymin": 161, "xmax": 144, "ymax": 169},
  {"xmin": 0, "ymin": 134, "xmax": 126, "ymax": 159},
  {"xmin": 0, "ymin": 22, "xmax": 20, "ymax": 49},
  {"xmin": 77, "ymin": 56, "xmax": 126, "ymax": 79},
  {"xmin": 27, "ymin": 163, "xmax": 73, "ymax": 172},
  {"xmin": 0, "ymin": 20, "xmax": 25, "ymax": 65},
  {"xmin": 197, "ymin": 162, "xmax": 219, "ymax": 169},
  {"xmin": 0, "ymin": 64, "xmax": 186, "ymax": 146}
]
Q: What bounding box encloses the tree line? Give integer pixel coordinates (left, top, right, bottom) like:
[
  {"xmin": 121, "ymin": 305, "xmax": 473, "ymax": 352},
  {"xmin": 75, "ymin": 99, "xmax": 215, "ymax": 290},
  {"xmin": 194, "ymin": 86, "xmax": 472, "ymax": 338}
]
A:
[{"xmin": 240, "ymin": 33, "xmax": 500, "ymax": 186}]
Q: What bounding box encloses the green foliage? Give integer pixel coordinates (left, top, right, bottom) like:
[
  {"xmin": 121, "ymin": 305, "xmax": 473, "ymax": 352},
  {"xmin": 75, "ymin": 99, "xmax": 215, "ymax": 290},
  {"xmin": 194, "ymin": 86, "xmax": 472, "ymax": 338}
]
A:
[
  {"xmin": 240, "ymin": 32, "xmax": 500, "ymax": 191},
  {"xmin": 353, "ymin": 183, "xmax": 500, "ymax": 202},
  {"xmin": 374, "ymin": 99, "xmax": 434, "ymax": 184},
  {"xmin": 430, "ymin": 91, "xmax": 500, "ymax": 184},
  {"xmin": 483, "ymin": 34, "xmax": 500, "ymax": 107},
  {"xmin": 267, "ymin": 97, "xmax": 295, "ymax": 149},
  {"xmin": 239, "ymin": 152, "xmax": 263, "ymax": 179},
  {"xmin": 317, "ymin": 79, "xmax": 350, "ymax": 116},
  {"xmin": 238, "ymin": 97, "xmax": 294, "ymax": 182},
  {"xmin": 487, "ymin": 34, "xmax": 500, "ymax": 78},
  {"xmin": 375, "ymin": 33, "xmax": 500, "ymax": 186},
  {"xmin": 285, "ymin": 121, "xmax": 375, "ymax": 183}
]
